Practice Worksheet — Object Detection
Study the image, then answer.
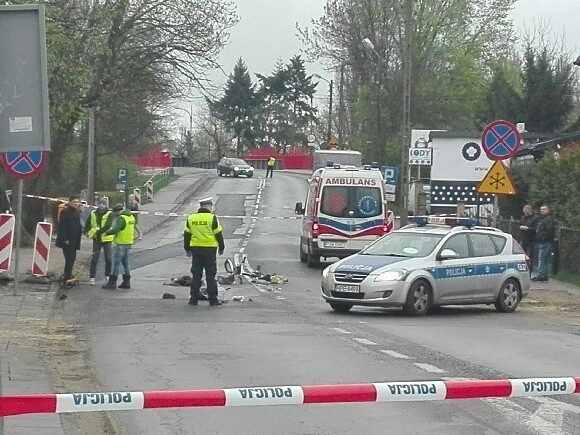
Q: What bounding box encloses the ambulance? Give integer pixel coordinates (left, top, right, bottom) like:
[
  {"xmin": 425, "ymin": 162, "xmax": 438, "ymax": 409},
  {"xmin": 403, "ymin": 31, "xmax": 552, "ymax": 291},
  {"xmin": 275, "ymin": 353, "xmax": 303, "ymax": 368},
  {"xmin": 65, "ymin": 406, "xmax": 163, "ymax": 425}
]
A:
[{"xmin": 295, "ymin": 164, "xmax": 394, "ymax": 267}]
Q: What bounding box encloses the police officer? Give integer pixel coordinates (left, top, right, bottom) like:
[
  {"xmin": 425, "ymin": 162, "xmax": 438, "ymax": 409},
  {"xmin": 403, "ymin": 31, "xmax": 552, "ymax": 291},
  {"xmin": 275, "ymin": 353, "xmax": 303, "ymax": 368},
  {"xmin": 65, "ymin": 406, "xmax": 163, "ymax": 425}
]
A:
[
  {"xmin": 184, "ymin": 197, "xmax": 225, "ymax": 306},
  {"xmin": 266, "ymin": 155, "xmax": 276, "ymax": 178},
  {"xmin": 101, "ymin": 203, "xmax": 136, "ymax": 290},
  {"xmin": 85, "ymin": 198, "xmax": 114, "ymax": 285}
]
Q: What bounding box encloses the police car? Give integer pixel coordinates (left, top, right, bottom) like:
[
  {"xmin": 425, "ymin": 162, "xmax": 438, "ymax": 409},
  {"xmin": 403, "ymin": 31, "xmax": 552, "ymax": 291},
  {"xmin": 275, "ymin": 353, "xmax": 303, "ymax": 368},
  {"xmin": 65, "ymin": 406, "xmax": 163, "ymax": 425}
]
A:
[{"xmin": 321, "ymin": 216, "xmax": 531, "ymax": 316}]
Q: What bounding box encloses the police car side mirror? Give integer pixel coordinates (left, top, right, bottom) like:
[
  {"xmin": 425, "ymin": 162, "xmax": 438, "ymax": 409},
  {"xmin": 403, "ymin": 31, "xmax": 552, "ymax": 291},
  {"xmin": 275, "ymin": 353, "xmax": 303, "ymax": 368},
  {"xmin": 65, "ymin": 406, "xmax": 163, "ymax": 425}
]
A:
[
  {"xmin": 438, "ymin": 249, "xmax": 459, "ymax": 261},
  {"xmin": 295, "ymin": 202, "xmax": 304, "ymax": 215}
]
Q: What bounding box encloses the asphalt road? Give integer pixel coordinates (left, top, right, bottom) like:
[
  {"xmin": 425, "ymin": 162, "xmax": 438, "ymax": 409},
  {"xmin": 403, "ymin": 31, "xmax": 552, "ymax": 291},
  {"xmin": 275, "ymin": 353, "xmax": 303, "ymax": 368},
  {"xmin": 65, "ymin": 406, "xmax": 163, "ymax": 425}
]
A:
[{"xmin": 51, "ymin": 169, "xmax": 580, "ymax": 434}]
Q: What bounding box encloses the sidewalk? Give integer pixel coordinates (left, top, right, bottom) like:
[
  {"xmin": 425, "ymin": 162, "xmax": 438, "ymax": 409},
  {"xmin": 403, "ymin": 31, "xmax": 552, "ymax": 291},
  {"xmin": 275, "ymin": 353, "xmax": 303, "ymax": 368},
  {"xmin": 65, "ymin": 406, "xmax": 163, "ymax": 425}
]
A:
[{"xmin": 0, "ymin": 167, "xmax": 205, "ymax": 433}]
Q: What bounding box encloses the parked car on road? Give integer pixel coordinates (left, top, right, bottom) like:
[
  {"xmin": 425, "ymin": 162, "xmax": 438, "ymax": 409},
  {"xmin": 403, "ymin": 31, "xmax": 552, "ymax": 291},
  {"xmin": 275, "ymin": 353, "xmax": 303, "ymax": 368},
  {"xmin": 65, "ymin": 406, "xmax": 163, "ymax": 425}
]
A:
[
  {"xmin": 321, "ymin": 216, "xmax": 531, "ymax": 316},
  {"xmin": 217, "ymin": 157, "xmax": 254, "ymax": 178}
]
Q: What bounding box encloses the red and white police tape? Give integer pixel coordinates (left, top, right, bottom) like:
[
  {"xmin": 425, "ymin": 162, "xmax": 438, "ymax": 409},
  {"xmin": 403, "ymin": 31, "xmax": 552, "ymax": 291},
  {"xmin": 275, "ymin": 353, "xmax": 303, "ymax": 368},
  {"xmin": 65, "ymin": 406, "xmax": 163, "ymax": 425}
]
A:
[
  {"xmin": 21, "ymin": 193, "xmax": 300, "ymax": 219},
  {"xmin": 1, "ymin": 377, "xmax": 578, "ymax": 417}
]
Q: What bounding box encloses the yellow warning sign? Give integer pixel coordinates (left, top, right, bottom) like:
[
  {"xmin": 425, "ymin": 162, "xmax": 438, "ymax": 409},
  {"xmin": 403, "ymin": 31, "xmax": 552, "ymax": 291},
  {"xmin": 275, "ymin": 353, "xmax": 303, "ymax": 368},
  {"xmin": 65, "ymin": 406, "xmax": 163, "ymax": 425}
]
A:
[
  {"xmin": 477, "ymin": 160, "xmax": 517, "ymax": 195},
  {"xmin": 328, "ymin": 135, "xmax": 339, "ymax": 147}
]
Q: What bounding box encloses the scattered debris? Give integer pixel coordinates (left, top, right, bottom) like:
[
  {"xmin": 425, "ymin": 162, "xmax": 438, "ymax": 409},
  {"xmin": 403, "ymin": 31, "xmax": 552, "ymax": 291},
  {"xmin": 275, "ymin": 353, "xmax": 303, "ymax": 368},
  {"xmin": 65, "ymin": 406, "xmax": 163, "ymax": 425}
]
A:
[
  {"xmin": 59, "ymin": 294, "xmax": 67, "ymax": 300},
  {"xmin": 232, "ymin": 296, "xmax": 245, "ymax": 302},
  {"xmin": 217, "ymin": 274, "xmax": 235, "ymax": 285}
]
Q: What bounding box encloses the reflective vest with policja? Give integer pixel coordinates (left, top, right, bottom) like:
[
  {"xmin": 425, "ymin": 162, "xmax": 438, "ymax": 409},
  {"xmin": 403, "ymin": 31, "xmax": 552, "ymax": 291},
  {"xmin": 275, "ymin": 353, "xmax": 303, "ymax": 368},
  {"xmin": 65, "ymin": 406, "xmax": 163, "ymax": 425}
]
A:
[
  {"xmin": 87, "ymin": 210, "xmax": 115, "ymax": 242},
  {"xmin": 185, "ymin": 212, "xmax": 222, "ymax": 247}
]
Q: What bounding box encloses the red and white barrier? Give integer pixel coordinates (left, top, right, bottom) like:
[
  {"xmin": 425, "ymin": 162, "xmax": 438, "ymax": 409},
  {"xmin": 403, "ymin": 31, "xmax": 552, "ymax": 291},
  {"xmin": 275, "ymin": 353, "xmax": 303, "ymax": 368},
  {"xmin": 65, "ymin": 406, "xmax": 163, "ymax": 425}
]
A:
[
  {"xmin": 146, "ymin": 180, "xmax": 154, "ymax": 201},
  {"xmin": 31, "ymin": 222, "xmax": 52, "ymax": 277},
  {"xmin": 0, "ymin": 213, "xmax": 15, "ymax": 272},
  {"xmin": 1, "ymin": 377, "xmax": 578, "ymax": 417}
]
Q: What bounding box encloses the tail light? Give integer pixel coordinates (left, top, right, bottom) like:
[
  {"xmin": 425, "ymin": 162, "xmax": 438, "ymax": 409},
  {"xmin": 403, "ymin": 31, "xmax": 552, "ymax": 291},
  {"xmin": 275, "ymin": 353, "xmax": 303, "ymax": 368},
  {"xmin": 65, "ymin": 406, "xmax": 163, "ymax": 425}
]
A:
[
  {"xmin": 311, "ymin": 219, "xmax": 319, "ymax": 237},
  {"xmin": 525, "ymin": 254, "xmax": 532, "ymax": 271}
]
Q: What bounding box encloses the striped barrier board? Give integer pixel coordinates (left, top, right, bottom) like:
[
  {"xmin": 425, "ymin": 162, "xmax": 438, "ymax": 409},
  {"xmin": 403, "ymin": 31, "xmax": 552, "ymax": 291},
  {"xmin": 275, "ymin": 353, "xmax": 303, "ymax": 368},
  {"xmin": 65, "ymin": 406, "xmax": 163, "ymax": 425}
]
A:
[
  {"xmin": 31, "ymin": 222, "xmax": 52, "ymax": 277},
  {"xmin": 133, "ymin": 188, "xmax": 141, "ymax": 207},
  {"xmin": 0, "ymin": 213, "xmax": 15, "ymax": 272},
  {"xmin": 146, "ymin": 180, "xmax": 154, "ymax": 201},
  {"xmin": 1, "ymin": 377, "xmax": 578, "ymax": 417}
]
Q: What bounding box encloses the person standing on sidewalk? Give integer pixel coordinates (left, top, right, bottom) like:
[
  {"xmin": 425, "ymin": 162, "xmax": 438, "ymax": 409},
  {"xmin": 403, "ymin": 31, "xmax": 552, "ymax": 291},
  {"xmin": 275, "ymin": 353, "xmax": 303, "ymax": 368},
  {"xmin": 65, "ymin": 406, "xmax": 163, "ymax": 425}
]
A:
[
  {"xmin": 266, "ymin": 156, "xmax": 276, "ymax": 178},
  {"xmin": 518, "ymin": 204, "xmax": 538, "ymax": 272},
  {"xmin": 532, "ymin": 204, "xmax": 556, "ymax": 282},
  {"xmin": 129, "ymin": 194, "xmax": 142, "ymax": 239},
  {"xmin": 102, "ymin": 204, "xmax": 136, "ymax": 290},
  {"xmin": 85, "ymin": 198, "xmax": 114, "ymax": 285},
  {"xmin": 55, "ymin": 196, "xmax": 82, "ymax": 281},
  {"xmin": 184, "ymin": 197, "xmax": 225, "ymax": 306}
]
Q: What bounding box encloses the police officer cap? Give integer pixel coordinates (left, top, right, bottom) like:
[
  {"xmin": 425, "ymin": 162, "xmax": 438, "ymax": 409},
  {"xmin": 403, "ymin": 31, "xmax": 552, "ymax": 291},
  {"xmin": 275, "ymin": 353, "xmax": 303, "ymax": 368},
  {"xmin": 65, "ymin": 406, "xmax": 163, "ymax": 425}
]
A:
[
  {"xmin": 112, "ymin": 203, "xmax": 124, "ymax": 211},
  {"xmin": 98, "ymin": 198, "xmax": 108, "ymax": 206},
  {"xmin": 199, "ymin": 197, "xmax": 213, "ymax": 205}
]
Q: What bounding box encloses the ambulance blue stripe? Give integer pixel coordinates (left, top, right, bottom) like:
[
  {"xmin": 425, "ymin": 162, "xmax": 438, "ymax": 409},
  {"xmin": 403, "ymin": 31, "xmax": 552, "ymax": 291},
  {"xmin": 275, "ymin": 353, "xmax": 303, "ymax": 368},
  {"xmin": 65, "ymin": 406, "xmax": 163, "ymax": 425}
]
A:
[{"xmin": 318, "ymin": 217, "xmax": 383, "ymax": 232}]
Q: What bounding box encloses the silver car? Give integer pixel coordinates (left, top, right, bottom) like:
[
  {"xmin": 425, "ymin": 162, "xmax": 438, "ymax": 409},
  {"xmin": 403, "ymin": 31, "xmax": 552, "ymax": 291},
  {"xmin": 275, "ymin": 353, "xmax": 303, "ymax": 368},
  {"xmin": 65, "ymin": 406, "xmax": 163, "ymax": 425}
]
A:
[{"xmin": 321, "ymin": 217, "xmax": 531, "ymax": 316}]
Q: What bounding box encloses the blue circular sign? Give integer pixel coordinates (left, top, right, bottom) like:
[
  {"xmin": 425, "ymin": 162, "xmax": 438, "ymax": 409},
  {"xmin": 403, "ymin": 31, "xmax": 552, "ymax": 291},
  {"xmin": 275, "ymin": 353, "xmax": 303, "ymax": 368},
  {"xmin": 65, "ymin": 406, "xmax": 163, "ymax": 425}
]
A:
[
  {"xmin": 481, "ymin": 120, "xmax": 521, "ymax": 160},
  {"xmin": 1, "ymin": 151, "xmax": 48, "ymax": 179},
  {"xmin": 357, "ymin": 195, "xmax": 379, "ymax": 216}
]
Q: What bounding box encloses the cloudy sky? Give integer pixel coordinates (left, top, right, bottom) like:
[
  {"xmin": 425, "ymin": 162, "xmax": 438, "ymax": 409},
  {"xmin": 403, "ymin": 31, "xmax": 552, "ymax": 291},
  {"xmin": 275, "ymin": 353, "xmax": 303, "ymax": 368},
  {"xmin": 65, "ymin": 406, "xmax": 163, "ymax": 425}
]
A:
[{"xmin": 177, "ymin": 0, "xmax": 579, "ymax": 125}]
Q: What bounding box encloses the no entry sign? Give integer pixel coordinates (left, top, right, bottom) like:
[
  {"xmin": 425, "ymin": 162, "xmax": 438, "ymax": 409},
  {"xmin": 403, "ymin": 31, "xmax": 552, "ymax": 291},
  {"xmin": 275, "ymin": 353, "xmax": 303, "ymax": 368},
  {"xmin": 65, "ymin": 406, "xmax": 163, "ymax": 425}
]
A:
[
  {"xmin": 481, "ymin": 120, "xmax": 521, "ymax": 160},
  {"xmin": 0, "ymin": 151, "xmax": 48, "ymax": 179}
]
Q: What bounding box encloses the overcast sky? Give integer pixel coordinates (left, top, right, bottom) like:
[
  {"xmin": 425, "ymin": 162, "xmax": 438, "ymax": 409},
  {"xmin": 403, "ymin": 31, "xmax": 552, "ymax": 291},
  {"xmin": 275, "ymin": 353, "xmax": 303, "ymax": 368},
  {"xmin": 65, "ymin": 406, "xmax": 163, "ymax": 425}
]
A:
[{"xmin": 177, "ymin": 0, "xmax": 579, "ymax": 125}]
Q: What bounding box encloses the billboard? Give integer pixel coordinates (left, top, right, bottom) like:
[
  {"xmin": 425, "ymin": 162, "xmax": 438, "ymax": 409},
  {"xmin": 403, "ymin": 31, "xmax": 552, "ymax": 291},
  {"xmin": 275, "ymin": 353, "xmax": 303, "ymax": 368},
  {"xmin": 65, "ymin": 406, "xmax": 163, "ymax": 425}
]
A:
[{"xmin": 0, "ymin": 5, "xmax": 51, "ymax": 152}]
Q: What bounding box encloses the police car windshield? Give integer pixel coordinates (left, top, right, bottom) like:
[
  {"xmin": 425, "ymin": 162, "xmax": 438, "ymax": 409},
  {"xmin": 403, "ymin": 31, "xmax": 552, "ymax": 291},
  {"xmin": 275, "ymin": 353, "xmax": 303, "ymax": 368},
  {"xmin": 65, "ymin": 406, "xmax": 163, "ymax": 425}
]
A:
[{"xmin": 361, "ymin": 232, "xmax": 444, "ymax": 257}]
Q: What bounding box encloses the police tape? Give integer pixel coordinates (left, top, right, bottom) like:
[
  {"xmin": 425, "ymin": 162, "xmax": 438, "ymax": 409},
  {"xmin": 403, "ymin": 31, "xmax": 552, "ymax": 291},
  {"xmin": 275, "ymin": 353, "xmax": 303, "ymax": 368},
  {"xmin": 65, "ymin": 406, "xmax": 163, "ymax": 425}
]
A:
[
  {"xmin": 22, "ymin": 194, "xmax": 301, "ymax": 220},
  {"xmin": 1, "ymin": 377, "xmax": 578, "ymax": 417}
]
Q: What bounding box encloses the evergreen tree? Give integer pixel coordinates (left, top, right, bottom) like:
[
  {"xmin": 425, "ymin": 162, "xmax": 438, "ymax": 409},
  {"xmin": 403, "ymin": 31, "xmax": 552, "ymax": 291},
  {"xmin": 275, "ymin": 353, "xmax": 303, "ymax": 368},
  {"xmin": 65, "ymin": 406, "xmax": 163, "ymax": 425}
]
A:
[{"xmin": 210, "ymin": 58, "xmax": 259, "ymax": 155}]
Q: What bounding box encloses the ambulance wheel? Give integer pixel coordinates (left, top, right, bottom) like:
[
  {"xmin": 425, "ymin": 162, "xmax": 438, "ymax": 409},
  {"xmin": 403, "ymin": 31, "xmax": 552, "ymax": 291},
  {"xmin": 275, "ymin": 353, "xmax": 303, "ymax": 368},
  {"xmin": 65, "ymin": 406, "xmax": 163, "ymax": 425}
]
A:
[
  {"xmin": 494, "ymin": 278, "xmax": 521, "ymax": 313},
  {"xmin": 306, "ymin": 249, "xmax": 320, "ymax": 268},
  {"xmin": 300, "ymin": 245, "xmax": 307, "ymax": 262},
  {"xmin": 329, "ymin": 303, "xmax": 353, "ymax": 313},
  {"xmin": 403, "ymin": 279, "xmax": 432, "ymax": 316}
]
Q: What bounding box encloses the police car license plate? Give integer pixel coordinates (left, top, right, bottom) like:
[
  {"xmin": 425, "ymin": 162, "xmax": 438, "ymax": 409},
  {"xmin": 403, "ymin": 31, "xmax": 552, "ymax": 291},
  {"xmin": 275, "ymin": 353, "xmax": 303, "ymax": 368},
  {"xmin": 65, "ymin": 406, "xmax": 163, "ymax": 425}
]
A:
[
  {"xmin": 324, "ymin": 241, "xmax": 346, "ymax": 248},
  {"xmin": 335, "ymin": 284, "xmax": 360, "ymax": 293}
]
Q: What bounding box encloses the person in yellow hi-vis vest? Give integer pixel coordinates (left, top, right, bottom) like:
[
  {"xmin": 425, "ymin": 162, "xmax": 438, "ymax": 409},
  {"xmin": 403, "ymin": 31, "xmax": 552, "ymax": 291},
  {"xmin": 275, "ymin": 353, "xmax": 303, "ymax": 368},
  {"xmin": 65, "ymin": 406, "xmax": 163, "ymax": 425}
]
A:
[
  {"xmin": 84, "ymin": 198, "xmax": 114, "ymax": 285},
  {"xmin": 101, "ymin": 204, "xmax": 136, "ymax": 290},
  {"xmin": 266, "ymin": 155, "xmax": 276, "ymax": 178},
  {"xmin": 184, "ymin": 197, "xmax": 225, "ymax": 306}
]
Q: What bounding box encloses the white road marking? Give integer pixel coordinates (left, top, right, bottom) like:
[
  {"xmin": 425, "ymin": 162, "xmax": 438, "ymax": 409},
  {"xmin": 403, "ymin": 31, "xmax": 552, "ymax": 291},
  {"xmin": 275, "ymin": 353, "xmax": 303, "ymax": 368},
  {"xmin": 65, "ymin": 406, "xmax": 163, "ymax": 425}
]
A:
[
  {"xmin": 332, "ymin": 328, "xmax": 351, "ymax": 334},
  {"xmin": 413, "ymin": 363, "xmax": 446, "ymax": 373},
  {"xmin": 353, "ymin": 338, "xmax": 377, "ymax": 346},
  {"xmin": 484, "ymin": 398, "xmax": 567, "ymax": 435},
  {"xmin": 380, "ymin": 349, "xmax": 411, "ymax": 359}
]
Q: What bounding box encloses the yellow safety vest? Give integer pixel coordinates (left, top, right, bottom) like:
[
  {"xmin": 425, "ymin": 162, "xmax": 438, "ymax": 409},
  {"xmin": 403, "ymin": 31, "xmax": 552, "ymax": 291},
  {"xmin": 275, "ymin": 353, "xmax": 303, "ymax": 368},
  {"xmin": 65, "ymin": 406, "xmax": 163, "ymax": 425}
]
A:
[
  {"xmin": 88, "ymin": 210, "xmax": 114, "ymax": 242},
  {"xmin": 185, "ymin": 212, "xmax": 222, "ymax": 247},
  {"xmin": 115, "ymin": 214, "xmax": 136, "ymax": 245},
  {"xmin": 267, "ymin": 157, "xmax": 276, "ymax": 167}
]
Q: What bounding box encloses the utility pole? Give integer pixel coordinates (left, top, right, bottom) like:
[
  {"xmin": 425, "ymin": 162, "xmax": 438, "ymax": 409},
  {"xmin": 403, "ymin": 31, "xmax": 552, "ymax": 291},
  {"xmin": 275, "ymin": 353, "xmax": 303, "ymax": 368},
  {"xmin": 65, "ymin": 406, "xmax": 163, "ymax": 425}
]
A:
[
  {"xmin": 400, "ymin": 0, "xmax": 413, "ymax": 226},
  {"xmin": 338, "ymin": 65, "xmax": 345, "ymax": 148},
  {"xmin": 327, "ymin": 79, "xmax": 333, "ymax": 142},
  {"xmin": 87, "ymin": 107, "xmax": 95, "ymax": 206}
]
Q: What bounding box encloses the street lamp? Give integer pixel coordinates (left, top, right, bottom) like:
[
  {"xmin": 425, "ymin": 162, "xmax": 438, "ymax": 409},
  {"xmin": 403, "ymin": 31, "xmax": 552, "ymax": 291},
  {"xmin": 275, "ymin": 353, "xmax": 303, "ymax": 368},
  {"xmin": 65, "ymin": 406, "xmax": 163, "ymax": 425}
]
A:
[
  {"xmin": 363, "ymin": 1, "xmax": 412, "ymax": 226},
  {"xmin": 313, "ymin": 73, "xmax": 333, "ymax": 143}
]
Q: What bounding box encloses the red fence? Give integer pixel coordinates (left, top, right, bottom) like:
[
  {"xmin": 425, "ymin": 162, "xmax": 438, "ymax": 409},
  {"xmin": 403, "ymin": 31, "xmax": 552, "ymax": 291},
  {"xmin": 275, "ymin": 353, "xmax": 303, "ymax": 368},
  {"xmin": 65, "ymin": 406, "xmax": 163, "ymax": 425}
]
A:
[{"xmin": 136, "ymin": 151, "xmax": 172, "ymax": 169}]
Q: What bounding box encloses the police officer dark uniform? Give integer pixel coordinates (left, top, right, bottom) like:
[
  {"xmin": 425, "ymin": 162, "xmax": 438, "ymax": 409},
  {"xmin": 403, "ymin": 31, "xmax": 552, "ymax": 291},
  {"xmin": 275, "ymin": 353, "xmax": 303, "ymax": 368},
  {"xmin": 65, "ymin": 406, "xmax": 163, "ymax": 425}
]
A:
[{"xmin": 184, "ymin": 197, "xmax": 225, "ymax": 306}]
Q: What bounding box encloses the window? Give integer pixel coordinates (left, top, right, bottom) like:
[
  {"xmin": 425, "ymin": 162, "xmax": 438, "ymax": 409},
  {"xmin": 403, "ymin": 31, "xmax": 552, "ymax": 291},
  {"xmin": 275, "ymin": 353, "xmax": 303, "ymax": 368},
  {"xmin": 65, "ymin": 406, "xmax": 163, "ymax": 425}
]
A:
[
  {"xmin": 362, "ymin": 232, "xmax": 443, "ymax": 257},
  {"xmin": 469, "ymin": 233, "xmax": 498, "ymax": 257},
  {"xmin": 490, "ymin": 234, "xmax": 507, "ymax": 253},
  {"xmin": 441, "ymin": 234, "xmax": 469, "ymax": 259},
  {"xmin": 320, "ymin": 186, "xmax": 382, "ymax": 218}
]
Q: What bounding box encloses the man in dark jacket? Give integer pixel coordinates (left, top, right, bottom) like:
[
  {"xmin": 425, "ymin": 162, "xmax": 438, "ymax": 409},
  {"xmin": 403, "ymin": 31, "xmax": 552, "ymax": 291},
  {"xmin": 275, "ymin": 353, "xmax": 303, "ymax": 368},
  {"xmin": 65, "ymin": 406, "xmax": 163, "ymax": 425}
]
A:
[
  {"xmin": 532, "ymin": 204, "xmax": 556, "ymax": 282},
  {"xmin": 519, "ymin": 204, "xmax": 538, "ymax": 272},
  {"xmin": 55, "ymin": 196, "xmax": 82, "ymax": 280}
]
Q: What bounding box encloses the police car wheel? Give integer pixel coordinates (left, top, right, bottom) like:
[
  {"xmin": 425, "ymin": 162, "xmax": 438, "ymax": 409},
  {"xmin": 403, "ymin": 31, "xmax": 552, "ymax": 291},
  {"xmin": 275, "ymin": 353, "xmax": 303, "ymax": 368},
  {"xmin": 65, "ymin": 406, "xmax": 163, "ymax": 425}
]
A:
[
  {"xmin": 329, "ymin": 303, "xmax": 353, "ymax": 313},
  {"xmin": 494, "ymin": 278, "xmax": 521, "ymax": 313},
  {"xmin": 403, "ymin": 280, "xmax": 432, "ymax": 316}
]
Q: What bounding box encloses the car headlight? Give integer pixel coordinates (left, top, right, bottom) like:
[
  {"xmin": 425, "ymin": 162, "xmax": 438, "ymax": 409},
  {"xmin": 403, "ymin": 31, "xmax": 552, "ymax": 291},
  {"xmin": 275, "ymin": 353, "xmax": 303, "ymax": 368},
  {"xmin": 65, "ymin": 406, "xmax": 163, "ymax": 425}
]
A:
[
  {"xmin": 234, "ymin": 166, "xmax": 239, "ymax": 171},
  {"xmin": 249, "ymin": 167, "xmax": 254, "ymax": 171},
  {"xmin": 374, "ymin": 269, "xmax": 407, "ymax": 282},
  {"xmin": 322, "ymin": 266, "xmax": 331, "ymax": 279}
]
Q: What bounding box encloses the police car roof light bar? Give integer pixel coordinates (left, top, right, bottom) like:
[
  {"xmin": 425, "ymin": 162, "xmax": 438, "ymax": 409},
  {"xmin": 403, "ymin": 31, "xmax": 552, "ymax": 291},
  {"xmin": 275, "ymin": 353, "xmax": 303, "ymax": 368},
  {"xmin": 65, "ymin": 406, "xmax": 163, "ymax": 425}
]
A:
[
  {"xmin": 326, "ymin": 161, "xmax": 334, "ymax": 167},
  {"xmin": 412, "ymin": 216, "xmax": 478, "ymax": 228}
]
